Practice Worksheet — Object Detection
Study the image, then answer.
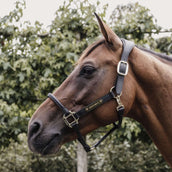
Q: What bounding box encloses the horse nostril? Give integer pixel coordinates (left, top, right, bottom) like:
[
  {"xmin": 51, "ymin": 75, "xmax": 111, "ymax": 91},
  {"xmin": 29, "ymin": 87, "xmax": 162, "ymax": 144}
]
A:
[{"xmin": 28, "ymin": 121, "xmax": 42, "ymax": 139}]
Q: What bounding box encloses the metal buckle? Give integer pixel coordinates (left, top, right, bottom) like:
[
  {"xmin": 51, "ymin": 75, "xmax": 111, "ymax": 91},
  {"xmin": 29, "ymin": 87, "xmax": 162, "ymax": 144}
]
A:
[
  {"xmin": 63, "ymin": 111, "xmax": 79, "ymax": 128},
  {"xmin": 117, "ymin": 61, "xmax": 129, "ymax": 76}
]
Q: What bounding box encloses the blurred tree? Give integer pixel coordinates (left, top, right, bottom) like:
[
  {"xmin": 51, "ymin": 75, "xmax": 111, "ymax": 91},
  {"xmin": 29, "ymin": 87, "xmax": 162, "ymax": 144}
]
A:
[
  {"xmin": 155, "ymin": 36, "xmax": 172, "ymax": 54},
  {"xmin": 0, "ymin": 0, "xmax": 30, "ymax": 147},
  {"xmin": 110, "ymin": 2, "xmax": 161, "ymax": 44}
]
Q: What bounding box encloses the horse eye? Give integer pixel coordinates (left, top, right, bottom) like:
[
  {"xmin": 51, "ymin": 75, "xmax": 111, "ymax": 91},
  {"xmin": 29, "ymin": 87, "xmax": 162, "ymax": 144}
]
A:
[{"xmin": 80, "ymin": 66, "xmax": 96, "ymax": 77}]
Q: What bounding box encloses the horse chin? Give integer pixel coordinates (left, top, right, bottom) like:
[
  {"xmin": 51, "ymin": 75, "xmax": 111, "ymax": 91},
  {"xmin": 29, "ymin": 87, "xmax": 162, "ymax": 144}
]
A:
[
  {"xmin": 41, "ymin": 135, "xmax": 62, "ymax": 155},
  {"xmin": 28, "ymin": 134, "xmax": 62, "ymax": 156}
]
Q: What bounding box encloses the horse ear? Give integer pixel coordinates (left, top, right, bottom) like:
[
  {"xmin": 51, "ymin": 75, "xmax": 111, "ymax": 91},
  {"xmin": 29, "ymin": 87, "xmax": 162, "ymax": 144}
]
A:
[{"xmin": 94, "ymin": 13, "xmax": 121, "ymax": 49}]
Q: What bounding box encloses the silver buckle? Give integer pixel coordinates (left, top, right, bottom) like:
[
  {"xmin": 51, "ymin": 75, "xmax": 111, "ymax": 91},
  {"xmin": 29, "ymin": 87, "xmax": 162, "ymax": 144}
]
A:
[
  {"xmin": 117, "ymin": 61, "xmax": 129, "ymax": 76},
  {"xmin": 63, "ymin": 111, "xmax": 79, "ymax": 128}
]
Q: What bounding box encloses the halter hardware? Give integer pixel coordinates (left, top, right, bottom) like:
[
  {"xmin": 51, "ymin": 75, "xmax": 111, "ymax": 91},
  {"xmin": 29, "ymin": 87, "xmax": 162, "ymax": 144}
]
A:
[
  {"xmin": 63, "ymin": 111, "xmax": 79, "ymax": 128},
  {"xmin": 117, "ymin": 60, "xmax": 129, "ymax": 76},
  {"xmin": 116, "ymin": 95, "xmax": 124, "ymax": 111},
  {"xmin": 48, "ymin": 39, "xmax": 135, "ymax": 152},
  {"xmin": 110, "ymin": 86, "xmax": 124, "ymax": 111}
]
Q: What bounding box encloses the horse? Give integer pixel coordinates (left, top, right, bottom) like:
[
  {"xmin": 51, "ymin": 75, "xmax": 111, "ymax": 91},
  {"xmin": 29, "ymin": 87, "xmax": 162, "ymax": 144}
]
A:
[{"xmin": 27, "ymin": 14, "xmax": 172, "ymax": 167}]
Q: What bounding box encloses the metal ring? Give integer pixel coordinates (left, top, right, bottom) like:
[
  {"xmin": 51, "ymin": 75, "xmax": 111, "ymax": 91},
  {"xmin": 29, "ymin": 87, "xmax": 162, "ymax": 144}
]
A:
[{"xmin": 110, "ymin": 86, "xmax": 122, "ymax": 99}]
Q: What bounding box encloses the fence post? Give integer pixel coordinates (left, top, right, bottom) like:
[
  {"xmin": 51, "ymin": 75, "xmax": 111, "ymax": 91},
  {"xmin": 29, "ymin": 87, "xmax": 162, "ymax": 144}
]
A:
[{"xmin": 77, "ymin": 140, "xmax": 88, "ymax": 172}]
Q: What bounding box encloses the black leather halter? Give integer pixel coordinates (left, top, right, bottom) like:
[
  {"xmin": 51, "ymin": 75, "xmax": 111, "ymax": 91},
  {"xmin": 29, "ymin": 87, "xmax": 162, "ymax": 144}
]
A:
[{"xmin": 48, "ymin": 39, "xmax": 135, "ymax": 152}]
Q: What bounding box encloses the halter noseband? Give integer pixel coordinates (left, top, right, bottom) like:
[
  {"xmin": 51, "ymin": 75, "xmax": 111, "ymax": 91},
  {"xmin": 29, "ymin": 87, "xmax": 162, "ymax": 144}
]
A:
[{"xmin": 48, "ymin": 39, "xmax": 135, "ymax": 152}]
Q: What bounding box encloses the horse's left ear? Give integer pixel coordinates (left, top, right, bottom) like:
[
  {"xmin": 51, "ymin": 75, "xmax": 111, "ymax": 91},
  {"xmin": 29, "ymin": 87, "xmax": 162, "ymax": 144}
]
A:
[{"xmin": 94, "ymin": 13, "xmax": 122, "ymax": 50}]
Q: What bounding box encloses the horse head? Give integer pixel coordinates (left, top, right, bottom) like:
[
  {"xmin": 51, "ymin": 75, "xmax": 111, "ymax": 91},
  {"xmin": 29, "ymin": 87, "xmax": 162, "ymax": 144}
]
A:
[{"xmin": 27, "ymin": 14, "xmax": 136, "ymax": 155}]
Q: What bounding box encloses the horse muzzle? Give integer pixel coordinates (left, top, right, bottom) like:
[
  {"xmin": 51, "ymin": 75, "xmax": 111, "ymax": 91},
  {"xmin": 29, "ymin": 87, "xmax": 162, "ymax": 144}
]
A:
[{"xmin": 28, "ymin": 120, "xmax": 63, "ymax": 155}]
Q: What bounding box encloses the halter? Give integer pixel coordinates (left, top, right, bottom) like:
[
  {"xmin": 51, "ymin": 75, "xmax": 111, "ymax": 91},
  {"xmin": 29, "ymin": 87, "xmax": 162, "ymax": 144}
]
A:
[{"xmin": 48, "ymin": 39, "xmax": 135, "ymax": 152}]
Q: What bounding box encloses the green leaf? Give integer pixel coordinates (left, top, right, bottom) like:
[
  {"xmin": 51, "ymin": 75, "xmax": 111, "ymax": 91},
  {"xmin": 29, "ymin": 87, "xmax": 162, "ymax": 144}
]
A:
[{"xmin": 18, "ymin": 73, "xmax": 25, "ymax": 82}]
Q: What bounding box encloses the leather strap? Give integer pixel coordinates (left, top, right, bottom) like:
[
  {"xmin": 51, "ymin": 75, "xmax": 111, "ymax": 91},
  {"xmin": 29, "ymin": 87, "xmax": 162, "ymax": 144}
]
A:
[
  {"xmin": 115, "ymin": 39, "xmax": 135, "ymax": 95},
  {"xmin": 73, "ymin": 124, "xmax": 91, "ymax": 152},
  {"xmin": 72, "ymin": 92, "xmax": 114, "ymax": 120},
  {"xmin": 48, "ymin": 93, "xmax": 69, "ymax": 114}
]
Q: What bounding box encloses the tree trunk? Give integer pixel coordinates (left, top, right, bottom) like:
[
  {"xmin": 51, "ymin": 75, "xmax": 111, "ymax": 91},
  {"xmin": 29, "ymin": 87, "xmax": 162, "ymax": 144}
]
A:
[{"xmin": 77, "ymin": 140, "xmax": 88, "ymax": 172}]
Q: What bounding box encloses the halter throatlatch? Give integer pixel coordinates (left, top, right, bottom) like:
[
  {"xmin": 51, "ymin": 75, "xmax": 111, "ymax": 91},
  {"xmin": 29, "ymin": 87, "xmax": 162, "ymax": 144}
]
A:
[{"xmin": 48, "ymin": 39, "xmax": 135, "ymax": 152}]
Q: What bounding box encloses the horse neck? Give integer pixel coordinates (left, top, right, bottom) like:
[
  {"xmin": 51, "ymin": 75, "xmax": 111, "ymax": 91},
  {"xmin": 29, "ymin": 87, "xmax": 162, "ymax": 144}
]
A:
[{"xmin": 128, "ymin": 47, "xmax": 172, "ymax": 166}]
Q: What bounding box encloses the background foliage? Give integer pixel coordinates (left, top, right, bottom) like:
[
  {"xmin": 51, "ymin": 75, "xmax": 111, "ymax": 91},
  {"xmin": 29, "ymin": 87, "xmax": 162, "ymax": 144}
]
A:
[
  {"xmin": 0, "ymin": 133, "xmax": 170, "ymax": 172},
  {"xmin": 0, "ymin": 0, "xmax": 171, "ymax": 171}
]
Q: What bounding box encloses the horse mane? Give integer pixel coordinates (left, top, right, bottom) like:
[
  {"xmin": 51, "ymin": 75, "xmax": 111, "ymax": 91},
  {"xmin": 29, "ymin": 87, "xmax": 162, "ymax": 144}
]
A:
[
  {"xmin": 78, "ymin": 38, "xmax": 172, "ymax": 64},
  {"xmin": 138, "ymin": 46, "xmax": 172, "ymax": 62}
]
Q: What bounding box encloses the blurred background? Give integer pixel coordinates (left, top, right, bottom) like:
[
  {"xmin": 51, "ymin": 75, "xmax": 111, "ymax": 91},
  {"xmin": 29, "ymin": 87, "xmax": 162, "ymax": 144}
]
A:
[{"xmin": 0, "ymin": 0, "xmax": 171, "ymax": 171}]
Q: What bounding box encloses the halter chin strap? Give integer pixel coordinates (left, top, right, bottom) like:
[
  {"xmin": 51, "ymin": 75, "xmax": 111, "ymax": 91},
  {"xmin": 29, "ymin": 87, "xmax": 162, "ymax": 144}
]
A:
[{"xmin": 48, "ymin": 39, "xmax": 135, "ymax": 152}]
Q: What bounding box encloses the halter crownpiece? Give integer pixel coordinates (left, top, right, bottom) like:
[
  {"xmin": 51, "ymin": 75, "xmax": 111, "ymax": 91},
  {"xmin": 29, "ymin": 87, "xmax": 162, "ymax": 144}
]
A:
[{"xmin": 48, "ymin": 39, "xmax": 135, "ymax": 152}]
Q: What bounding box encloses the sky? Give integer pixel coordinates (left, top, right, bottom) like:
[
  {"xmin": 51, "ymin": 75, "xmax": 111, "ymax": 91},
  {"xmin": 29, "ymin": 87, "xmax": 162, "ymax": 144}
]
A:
[{"xmin": 0, "ymin": 0, "xmax": 172, "ymax": 31}]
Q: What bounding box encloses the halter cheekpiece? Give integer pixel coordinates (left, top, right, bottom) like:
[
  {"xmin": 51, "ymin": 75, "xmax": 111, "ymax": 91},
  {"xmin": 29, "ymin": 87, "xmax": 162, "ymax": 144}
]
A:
[{"xmin": 48, "ymin": 39, "xmax": 135, "ymax": 152}]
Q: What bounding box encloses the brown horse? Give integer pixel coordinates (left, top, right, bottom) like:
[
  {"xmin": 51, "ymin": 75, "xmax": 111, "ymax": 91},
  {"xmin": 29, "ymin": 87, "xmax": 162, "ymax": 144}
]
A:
[{"xmin": 28, "ymin": 14, "xmax": 172, "ymax": 167}]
